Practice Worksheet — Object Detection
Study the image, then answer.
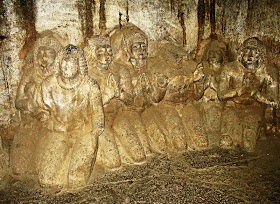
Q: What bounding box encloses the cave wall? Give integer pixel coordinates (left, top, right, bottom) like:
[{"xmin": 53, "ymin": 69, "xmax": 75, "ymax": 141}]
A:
[{"xmin": 0, "ymin": 0, "xmax": 279, "ymax": 129}]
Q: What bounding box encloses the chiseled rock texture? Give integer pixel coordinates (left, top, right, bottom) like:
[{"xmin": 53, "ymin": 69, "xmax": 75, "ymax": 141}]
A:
[
  {"xmin": 0, "ymin": 0, "xmax": 279, "ymax": 196},
  {"xmin": 0, "ymin": 0, "xmax": 279, "ymax": 127},
  {"xmin": 0, "ymin": 133, "xmax": 280, "ymax": 203}
]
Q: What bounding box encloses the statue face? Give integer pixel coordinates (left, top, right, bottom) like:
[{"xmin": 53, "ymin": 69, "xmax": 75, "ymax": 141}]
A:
[
  {"xmin": 130, "ymin": 41, "xmax": 148, "ymax": 61},
  {"xmin": 37, "ymin": 46, "xmax": 56, "ymax": 68},
  {"xmin": 60, "ymin": 57, "xmax": 79, "ymax": 79},
  {"xmin": 95, "ymin": 45, "xmax": 113, "ymax": 69},
  {"xmin": 208, "ymin": 50, "xmax": 223, "ymax": 68},
  {"xmin": 241, "ymin": 47, "xmax": 261, "ymax": 69}
]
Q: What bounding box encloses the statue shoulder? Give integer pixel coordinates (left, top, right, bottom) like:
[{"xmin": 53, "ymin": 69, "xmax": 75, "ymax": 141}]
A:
[
  {"xmin": 221, "ymin": 61, "xmax": 240, "ymax": 73},
  {"xmin": 85, "ymin": 76, "xmax": 100, "ymax": 90},
  {"xmin": 182, "ymin": 59, "xmax": 198, "ymax": 73},
  {"xmin": 19, "ymin": 64, "xmax": 36, "ymax": 82},
  {"xmin": 265, "ymin": 64, "xmax": 278, "ymax": 76},
  {"xmin": 111, "ymin": 61, "xmax": 131, "ymax": 78},
  {"xmin": 255, "ymin": 64, "xmax": 278, "ymax": 84},
  {"xmin": 42, "ymin": 75, "xmax": 57, "ymax": 88}
]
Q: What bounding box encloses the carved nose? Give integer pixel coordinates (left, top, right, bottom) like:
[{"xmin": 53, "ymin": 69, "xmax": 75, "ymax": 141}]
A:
[
  {"xmin": 248, "ymin": 51, "xmax": 253, "ymax": 58},
  {"xmin": 42, "ymin": 51, "xmax": 48, "ymax": 58}
]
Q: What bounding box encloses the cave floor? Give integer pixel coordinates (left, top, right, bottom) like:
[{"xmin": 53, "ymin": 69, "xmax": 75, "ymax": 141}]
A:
[{"xmin": 0, "ymin": 133, "xmax": 279, "ymax": 203}]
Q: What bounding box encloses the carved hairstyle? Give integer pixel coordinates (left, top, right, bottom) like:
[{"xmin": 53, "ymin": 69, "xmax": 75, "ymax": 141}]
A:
[
  {"xmin": 202, "ymin": 40, "xmax": 228, "ymax": 63},
  {"xmin": 237, "ymin": 37, "xmax": 266, "ymax": 65},
  {"xmin": 33, "ymin": 31, "xmax": 63, "ymax": 66},
  {"xmin": 84, "ymin": 35, "xmax": 111, "ymax": 66},
  {"xmin": 110, "ymin": 23, "xmax": 148, "ymax": 61},
  {"xmin": 59, "ymin": 44, "xmax": 88, "ymax": 75}
]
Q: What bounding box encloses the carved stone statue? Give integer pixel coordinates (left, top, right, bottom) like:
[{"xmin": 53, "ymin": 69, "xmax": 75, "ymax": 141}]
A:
[
  {"xmin": 84, "ymin": 35, "xmax": 121, "ymax": 171},
  {"xmin": 193, "ymin": 40, "xmax": 228, "ymax": 148},
  {"xmin": 11, "ymin": 31, "xmax": 62, "ymax": 175},
  {"xmin": 110, "ymin": 23, "xmax": 151, "ymax": 164},
  {"xmin": 141, "ymin": 40, "xmax": 206, "ymax": 153},
  {"xmin": 218, "ymin": 37, "xmax": 278, "ymax": 152},
  {"xmin": 37, "ymin": 44, "xmax": 104, "ymax": 189}
]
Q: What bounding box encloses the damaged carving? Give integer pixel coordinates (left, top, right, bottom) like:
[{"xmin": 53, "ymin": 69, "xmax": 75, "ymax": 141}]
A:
[{"xmin": 4, "ymin": 23, "xmax": 279, "ymax": 191}]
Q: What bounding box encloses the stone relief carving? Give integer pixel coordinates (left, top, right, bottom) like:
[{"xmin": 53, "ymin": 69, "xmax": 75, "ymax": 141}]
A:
[
  {"xmin": 11, "ymin": 31, "xmax": 63, "ymax": 175},
  {"xmin": 7, "ymin": 25, "xmax": 279, "ymax": 190},
  {"xmin": 84, "ymin": 35, "xmax": 121, "ymax": 171},
  {"xmin": 37, "ymin": 44, "xmax": 104, "ymax": 189},
  {"xmin": 218, "ymin": 37, "xmax": 278, "ymax": 152},
  {"xmin": 110, "ymin": 24, "xmax": 151, "ymax": 164},
  {"xmin": 193, "ymin": 40, "xmax": 228, "ymax": 148},
  {"xmin": 142, "ymin": 41, "xmax": 208, "ymax": 153}
]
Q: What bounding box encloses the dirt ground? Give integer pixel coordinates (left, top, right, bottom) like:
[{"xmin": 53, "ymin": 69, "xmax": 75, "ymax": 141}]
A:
[{"xmin": 0, "ymin": 133, "xmax": 279, "ymax": 203}]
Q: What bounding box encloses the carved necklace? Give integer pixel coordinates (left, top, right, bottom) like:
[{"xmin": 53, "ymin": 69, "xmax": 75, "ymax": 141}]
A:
[{"xmin": 57, "ymin": 75, "xmax": 83, "ymax": 90}]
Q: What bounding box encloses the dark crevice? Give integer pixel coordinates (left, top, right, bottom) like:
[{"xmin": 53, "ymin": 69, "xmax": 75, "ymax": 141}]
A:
[
  {"xmin": 77, "ymin": 0, "xmax": 94, "ymax": 45},
  {"xmin": 119, "ymin": 12, "xmax": 122, "ymax": 29},
  {"xmin": 205, "ymin": 0, "xmax": 210, "ymax": 21},
  {"xmin": 210, "ymin": 0, "xmax": 216, "ymax": 35},
  {"xmin": 178, "ymin": 0, "xmax": 186, "ymax": 46},
  {"xmin": 196, "ymin": 0, "xmax": 206, "ymax": 57},
  {"xmin": 85, "ymin": 0, "xmax": 94, "ymax": 40},
  {"xmin": 99, "ymin": 0, "xmax": 106, "ymax": 32},
  {"xmin": 14, "ymin": 0, "xmax": 37, "ymax": 60},
  {"xmin": 221, "ymin": 0, "xmax": 226, "ymax": 38},
  {"xmin": 170, "ymin": 0, "xmax": 175, "ymax": 14},
  {"xmin": 246, "ymin": 0, "xmax": 254, "ymax": 34},
  {"xmin": 0, "ymin": 0, "xmax": 6, "ymax": 35},
  {"xmin": 126, "ymin": 0, "xmax": 129, "ymax": 22}
]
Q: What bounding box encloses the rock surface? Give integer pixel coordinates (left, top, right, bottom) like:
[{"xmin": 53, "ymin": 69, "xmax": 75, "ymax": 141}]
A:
[{"xmin": 0, "ymin": 133, "xmax": 279, "ymax": 203}]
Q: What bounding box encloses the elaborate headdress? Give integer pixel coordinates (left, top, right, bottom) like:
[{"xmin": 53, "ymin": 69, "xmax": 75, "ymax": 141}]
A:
[
  {"xmin": 33, "ymin": 31, "xmax": 63, "ymax": 64},
  {"xmin": 202, "ymin": 40, "xmax": 227, "ymax": 62},
  {"xmin": 84, "ymin": 35, "xmax": 111, "ymax": 63},
  {"xmin": 238, "ymin": 37, "xmax": 266, "ymax": 65},
  {"xmin": 110, "ymin": 23, "xmax": 148, "ymax": 61},
  {"xmin": 58, "ymin": 44, "xmax": 88, "ymax": 75}
]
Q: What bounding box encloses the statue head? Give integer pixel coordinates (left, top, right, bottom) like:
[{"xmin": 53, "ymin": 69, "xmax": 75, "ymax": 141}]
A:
[
  {"xmin": 33, "ymin": 31, "xmax": 62, "ymax": 71},
  {"xmin": 59, "ymin": 44, "xmax": 87, "ymax": 79},
  {"xmin": 110, "ymin": 23, "xmax": 148, "ymax": 67},
  {"xmin": 85, "ymin": 35, "xmax": 113, "ymax": 70},
  {"xmin": 127, "ymin": 32, "xmax": 148, "ymax": 66},
  {"xmin": 203, "ymin": 40, "xmax": 227, "ymax": 71},
  {"xmin": 36, "ymin": 46, "xmax": 56, "ymax": 69},
  {"xmin": 238, "ymin": 37, "xmax": 266, "ymax": 69}
]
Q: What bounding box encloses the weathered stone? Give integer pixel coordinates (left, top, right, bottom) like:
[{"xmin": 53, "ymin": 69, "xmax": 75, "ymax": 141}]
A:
[
  {"xmin": 11, "ymin": 31, "xmax": 63, "ymax": 175},
  {"xmin": 0, "ymin": 0, "xmax": 279, "ymax": 194},
  {"xmin": 193, "ymin": 40, "xmax": 228, "ymax": 148},
  {"xmin": 84, "ymin": 35, "xmax": 121, "ymax": 170},
  {"xmin": 37, "ymin": 44, "xmax": 104, "ymax": 189},
  {"xmin": 218, "ymin": 37, "xmax": 278, "ymax": 152}
]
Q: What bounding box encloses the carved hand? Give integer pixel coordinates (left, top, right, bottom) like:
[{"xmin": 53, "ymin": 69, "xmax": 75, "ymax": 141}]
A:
[{"xmin": 193, "ymin": 63, "xmax": 205, "ymax": 82}]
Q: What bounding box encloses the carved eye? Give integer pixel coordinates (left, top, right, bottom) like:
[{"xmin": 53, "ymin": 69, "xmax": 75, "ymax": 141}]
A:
[
  {"xmin": 132, "ymin": 45, "xmax": 138, "ymax": 50},
  {"xmin": 96, "ymin": 48, "xmax": 106, "ymax": 55},
  {"xmin": 141, "ymin": 44, "xmax": 147, "ymax": 49},
  {"xmin": 107, "ymin": 48, "xmax": 113, "ymax": 56}
]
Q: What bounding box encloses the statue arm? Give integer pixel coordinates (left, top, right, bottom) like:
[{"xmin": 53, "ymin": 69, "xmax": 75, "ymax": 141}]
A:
[
  {"xmin": 110, "ymin": 74, "xmax": 120, "ymax": 99},
  {"xmin": 104, "ymin": 73, "xmax": 120, "ymax": 105},
  {"xmin": 90, "ymin": 83, "xmax": 105, "ymax": 137},
  {"xmin": 218, "ymin": 69, "xmax": 238, "ymax": 100},
  {"xmin": 36, "ymin": 78, "xmax": 54, "ymax": 121},
  {"xmin": 147, "ymin": 72, "xmax": 168, "ymax": 103},
  {"xmin": 254, "ymin": 74, "xmax": 278, "ymax": 107},
  {"xmin": 118, "ymin": 67, "xmax": 134, "ymax": 105},
  {"xmin": 15, "ymin": 68, "xmax": 33, "ymax": 112},
  {"xmin": 193, "ymin": 64, "xmax": 205, "ymax": 100}
]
